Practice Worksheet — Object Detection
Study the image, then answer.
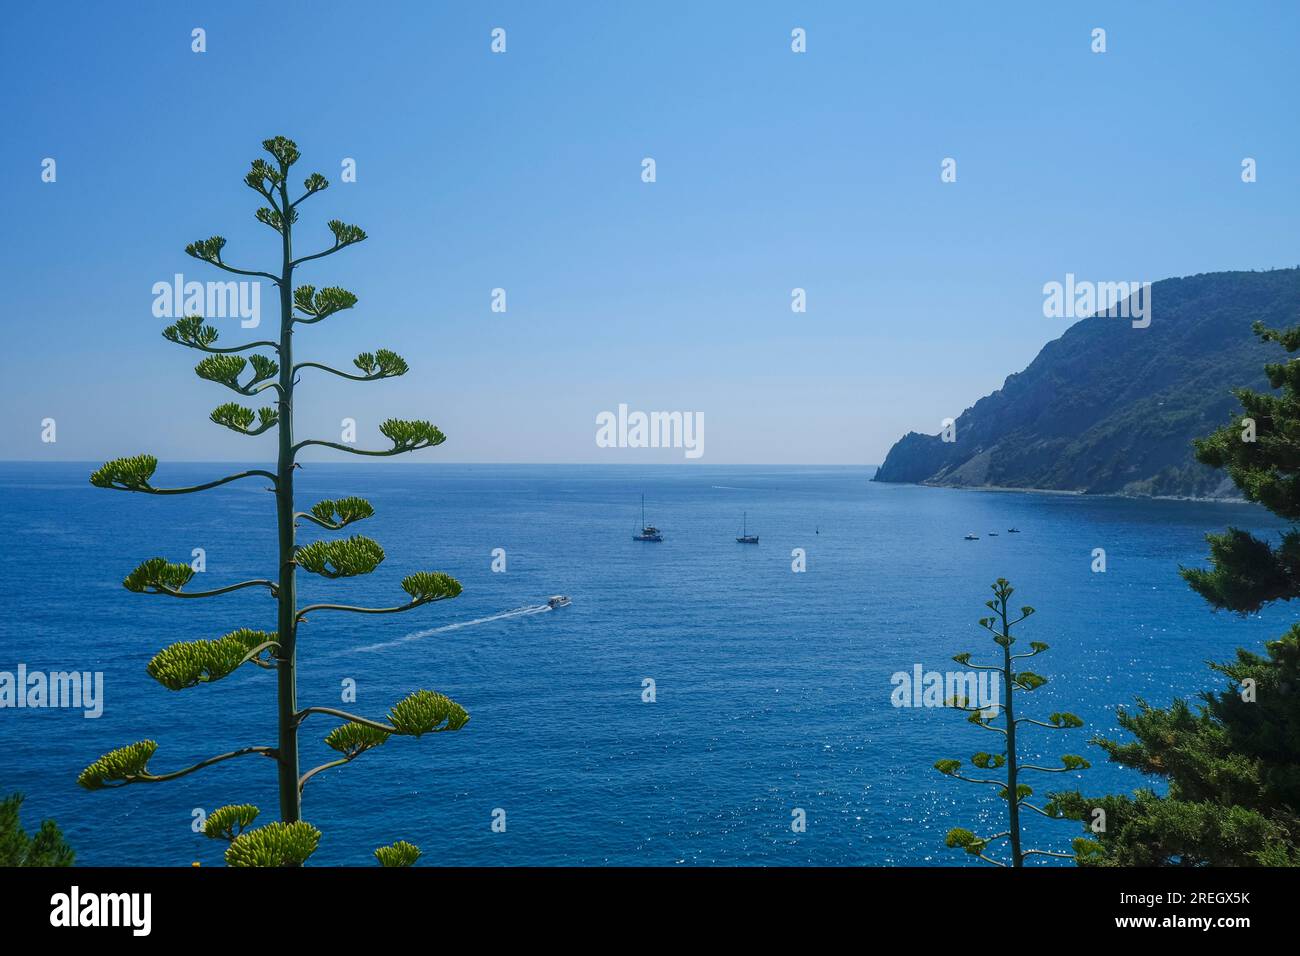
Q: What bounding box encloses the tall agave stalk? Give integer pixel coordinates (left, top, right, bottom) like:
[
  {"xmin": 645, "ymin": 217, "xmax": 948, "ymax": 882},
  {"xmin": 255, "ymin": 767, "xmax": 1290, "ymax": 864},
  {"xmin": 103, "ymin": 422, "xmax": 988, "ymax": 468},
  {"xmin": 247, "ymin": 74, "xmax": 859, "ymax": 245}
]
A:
[
  {"xmin": 79, "ymin": 136, "xmax": 466, "ymax": 867},
  {"xmin": 934, "ymin": 578, "xmax": 1088, "ymax": 867}
]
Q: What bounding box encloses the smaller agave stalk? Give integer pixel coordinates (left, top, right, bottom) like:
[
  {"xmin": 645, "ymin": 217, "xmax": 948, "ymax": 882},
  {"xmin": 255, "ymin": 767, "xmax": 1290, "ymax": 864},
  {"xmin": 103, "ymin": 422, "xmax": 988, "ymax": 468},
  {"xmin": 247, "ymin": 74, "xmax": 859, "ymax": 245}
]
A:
[{"xmin": 933, "ymin": 578, "xmax": 1088, "ymax": 867}]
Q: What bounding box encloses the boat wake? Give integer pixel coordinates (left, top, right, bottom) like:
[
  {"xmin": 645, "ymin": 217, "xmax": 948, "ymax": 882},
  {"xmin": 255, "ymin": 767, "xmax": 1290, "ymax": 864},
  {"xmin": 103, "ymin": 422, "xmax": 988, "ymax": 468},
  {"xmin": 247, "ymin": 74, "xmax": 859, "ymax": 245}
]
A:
[{"xmin": 344, "ymin": 603, "xmax": 552, "ymax": 654}]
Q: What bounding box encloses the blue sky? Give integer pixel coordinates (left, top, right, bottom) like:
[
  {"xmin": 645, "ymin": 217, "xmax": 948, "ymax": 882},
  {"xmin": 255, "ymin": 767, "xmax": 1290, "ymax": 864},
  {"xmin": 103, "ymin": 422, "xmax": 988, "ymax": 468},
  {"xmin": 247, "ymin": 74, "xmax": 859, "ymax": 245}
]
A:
[{"xmin": 2, "ymin": 1, "xmax": 1297, "ymax": 464}]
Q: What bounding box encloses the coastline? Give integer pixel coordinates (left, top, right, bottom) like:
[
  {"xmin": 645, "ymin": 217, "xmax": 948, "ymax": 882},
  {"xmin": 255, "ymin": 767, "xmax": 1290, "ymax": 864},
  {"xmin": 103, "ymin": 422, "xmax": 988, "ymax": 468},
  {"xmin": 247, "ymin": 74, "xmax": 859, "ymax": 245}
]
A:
[{"xmin": 881, "ymin": 479, "xmax": 1251, "ymax": 505}]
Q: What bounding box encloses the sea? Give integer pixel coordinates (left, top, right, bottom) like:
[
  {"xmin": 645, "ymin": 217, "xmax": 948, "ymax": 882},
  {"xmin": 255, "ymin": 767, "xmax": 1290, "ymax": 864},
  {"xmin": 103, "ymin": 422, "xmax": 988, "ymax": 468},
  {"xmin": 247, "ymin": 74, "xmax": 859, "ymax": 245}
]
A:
[{"xmin": 1, "ymin": 462, "xmax": 1289, "ymax": 866}]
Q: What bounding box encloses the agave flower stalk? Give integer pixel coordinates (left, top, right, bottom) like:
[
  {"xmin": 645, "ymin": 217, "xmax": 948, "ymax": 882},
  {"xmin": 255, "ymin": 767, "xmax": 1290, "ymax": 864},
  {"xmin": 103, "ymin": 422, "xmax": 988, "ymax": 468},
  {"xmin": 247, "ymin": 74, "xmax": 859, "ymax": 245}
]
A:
[
  {"xmin": 933, "ymin": 579, "xmax": 1088, "ymax": 866},
  {"xmin": 81, "ymin": 137, "xmax": 467, "ymax": 865}
]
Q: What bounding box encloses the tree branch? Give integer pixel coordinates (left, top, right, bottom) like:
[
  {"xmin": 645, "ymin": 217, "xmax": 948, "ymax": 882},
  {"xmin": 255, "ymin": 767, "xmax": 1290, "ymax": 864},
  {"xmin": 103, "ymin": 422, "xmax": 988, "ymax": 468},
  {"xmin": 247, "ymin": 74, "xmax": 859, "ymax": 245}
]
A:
[
  {"xmin": 172, "ymin": 339, "xmax": 280, "ymax": 356},
  {"xmin": 291, "ymin": 440, "xmax": 428, "ymax": 458},
  {"xmin": 290, "ymin": 243, "xmax": 352, "ymax": 268},
  {"xmin": 154, "ymin": 579, "xmax": 278, "ymax": 600},
  {"xmin": 294, "ymin": 706, "xmax": 397, "ymax": 735},
  {"xmin": 298, "ymin": 758, "xmax": 352, "ymax": 792},
  {"xmin": 294, "ymin": 511, "xmax": 345, "ymax": 531},
  {"xmin": 101, "ymin": 746, "xmax": 277, "ymax": 787},
  {"xmin": 293, "ymin": 362, "xmax": 385, "ymax": 382},
  {"xmin": 1016, "ymin": 718, "xmax": 1073, "ymax": 730},
  {"xmin": 205, "ymin": 255, "xmax": 280, "ymax": 284},
  {"xmin": 949, "ymin": 774, "xmax": 1004, "ymax": 787},
  {"xmin": 296, "ymin": 596, "xmax": 440, "ymax": 623},
  {"xmin": 100, "ymin": 469, "xmax": 277, "ymax": 496}
]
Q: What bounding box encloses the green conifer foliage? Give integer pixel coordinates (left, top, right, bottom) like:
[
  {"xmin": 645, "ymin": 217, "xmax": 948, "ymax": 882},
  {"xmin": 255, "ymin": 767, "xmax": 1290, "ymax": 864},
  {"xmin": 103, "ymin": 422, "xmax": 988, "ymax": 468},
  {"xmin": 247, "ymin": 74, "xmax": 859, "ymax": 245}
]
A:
[{"xmin": 1054, "ymin": 321, "xmax": 1300, "ymax": 865}]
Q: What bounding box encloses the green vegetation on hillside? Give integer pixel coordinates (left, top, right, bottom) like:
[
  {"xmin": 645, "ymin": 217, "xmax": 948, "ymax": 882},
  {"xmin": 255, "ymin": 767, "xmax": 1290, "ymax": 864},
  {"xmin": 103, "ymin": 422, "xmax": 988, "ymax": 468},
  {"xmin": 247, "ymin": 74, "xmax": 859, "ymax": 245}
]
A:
[
  {"xmin": 1053, "ymin": 319, "xmax": 1300, "ymax": 865},
  {"xmin": 875, "ymin": 269, "xmax": 1299, "ymax": 496}
]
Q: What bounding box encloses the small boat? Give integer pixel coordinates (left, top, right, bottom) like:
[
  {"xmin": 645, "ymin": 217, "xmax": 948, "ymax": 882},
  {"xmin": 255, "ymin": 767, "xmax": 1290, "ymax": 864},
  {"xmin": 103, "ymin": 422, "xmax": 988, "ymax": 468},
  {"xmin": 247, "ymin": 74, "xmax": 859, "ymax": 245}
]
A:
[
  {"xmin": 1007, "ymin": 527, "xmax": 1021, "ymax": 533},
  {"xmin": 736, "ymin": 511, "xmax": 759, "ymax": 544},
  {"xmin": 633, "ymin": 495, "xmax": 663, "ymax": 542},
  {"xmin": 988, "ymin": 531, "xmax": 999, "ymax": 537},
  {"xmin": 546, "ymin": 595, "xmax": 571, "ymax": 609},
  {"xmin": 964, "ymin": 533, "xmax": 979, "ymax": 540}
]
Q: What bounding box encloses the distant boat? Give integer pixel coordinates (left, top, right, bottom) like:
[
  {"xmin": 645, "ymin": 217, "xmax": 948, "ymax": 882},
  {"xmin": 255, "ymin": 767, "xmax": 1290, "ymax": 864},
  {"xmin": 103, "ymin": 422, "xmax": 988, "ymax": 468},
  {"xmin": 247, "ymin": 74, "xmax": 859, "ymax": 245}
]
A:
[
  {"xmin": 547, "ymin": 595, "xmax": 571, "ymax": 609},
  {"xmin": 736, "ymin": 512, "xmax": 759, "ymax": 544},
  {"xmin": 964, "ymin": 533, "xmax": 979, "ymax": 540},
  {"xmin": 633, "ymin": 495, "xmax": 663, "ymax": 542},
  {"xmin": 1007, "ymin": 527, "xmax": 1021, "ymax": 533},
  {"xmin": 988, "ymin": 531, "xmax": 999, "ymax": 537}
]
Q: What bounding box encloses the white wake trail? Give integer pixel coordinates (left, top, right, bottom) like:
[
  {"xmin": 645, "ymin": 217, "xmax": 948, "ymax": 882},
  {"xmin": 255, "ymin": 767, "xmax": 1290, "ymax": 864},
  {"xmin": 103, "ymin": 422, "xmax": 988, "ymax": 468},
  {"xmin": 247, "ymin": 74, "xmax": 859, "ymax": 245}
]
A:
[{"xmin": 345, "ymin": 604, "xmax": 552, "ymax": 654}]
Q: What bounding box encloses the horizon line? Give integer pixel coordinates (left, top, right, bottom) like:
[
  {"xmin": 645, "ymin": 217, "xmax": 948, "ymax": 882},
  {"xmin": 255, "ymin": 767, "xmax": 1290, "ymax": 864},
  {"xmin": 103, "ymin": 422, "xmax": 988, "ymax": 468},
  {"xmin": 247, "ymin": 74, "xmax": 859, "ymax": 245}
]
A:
[{"xmin": 0, "ymin": 459, "xmax": 882, "ymax": 468}]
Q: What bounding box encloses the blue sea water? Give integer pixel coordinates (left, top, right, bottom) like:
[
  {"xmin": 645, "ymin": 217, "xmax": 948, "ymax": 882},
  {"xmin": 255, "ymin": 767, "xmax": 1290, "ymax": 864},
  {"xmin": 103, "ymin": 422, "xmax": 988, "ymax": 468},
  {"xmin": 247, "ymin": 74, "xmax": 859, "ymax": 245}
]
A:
[{"xmin": 1, "ymin": 462, "xmax": 1290, "ymax": 866}]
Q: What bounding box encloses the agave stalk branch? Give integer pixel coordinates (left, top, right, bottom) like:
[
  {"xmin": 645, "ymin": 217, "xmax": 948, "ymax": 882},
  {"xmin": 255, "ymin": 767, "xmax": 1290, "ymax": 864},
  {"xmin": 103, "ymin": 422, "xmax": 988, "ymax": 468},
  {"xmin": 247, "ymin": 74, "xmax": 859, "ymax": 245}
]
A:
[
  {"xmin": 294, "ymin": 706, "xmax": 398, "ymax": 734},
  {"xmin": 293, "ymin": 362, "xmax": 386, "ymax": 382},
  {"xmin": 153, "ymin": 579, "xmax": 279, "ymax": 600},
  {"xmin": 174, "ymin": 339, "xmax": 281, "ymax": 356},
  {"xmin": 203, "ymin": 255, "xmax": 281, "ymax": 284},
  {"xmin": 291, "ymin": 244, "xmax": 350, "ymax": 269},
  {"xmin": 298, "ymin": 759, "xmax": 353, "ymax": 792},
  {"xmin": 291, "ymin": 439, "xmax": 420, "ymax": 458},
  {"xmin": 103, "ymin": 469, "xmax": 277, "ymax": 496},
  {"xmin": 295, "ymin": 596, "xmax": 443, "ymax": 623},
  {"xmin": 103, "ymin": 746, "xmax": 278, "ymax": 787}
]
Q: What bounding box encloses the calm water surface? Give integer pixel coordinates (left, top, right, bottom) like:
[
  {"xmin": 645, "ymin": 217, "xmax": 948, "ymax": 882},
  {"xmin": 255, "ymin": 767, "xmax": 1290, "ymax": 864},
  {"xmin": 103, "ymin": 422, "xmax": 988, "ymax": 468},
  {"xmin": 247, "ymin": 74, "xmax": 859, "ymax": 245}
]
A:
[{"xmin": 1, "ymin": 463, "xmax": 1287, "ymax": 865}]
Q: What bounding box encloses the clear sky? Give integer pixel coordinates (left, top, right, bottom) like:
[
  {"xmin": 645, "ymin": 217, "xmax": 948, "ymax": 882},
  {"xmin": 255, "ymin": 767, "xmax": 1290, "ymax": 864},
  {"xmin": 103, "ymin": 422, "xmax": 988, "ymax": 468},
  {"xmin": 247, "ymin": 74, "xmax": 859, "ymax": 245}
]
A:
[{"xmin": 2, "ymin": 1, "xmax": 1297, "ymax": 464}]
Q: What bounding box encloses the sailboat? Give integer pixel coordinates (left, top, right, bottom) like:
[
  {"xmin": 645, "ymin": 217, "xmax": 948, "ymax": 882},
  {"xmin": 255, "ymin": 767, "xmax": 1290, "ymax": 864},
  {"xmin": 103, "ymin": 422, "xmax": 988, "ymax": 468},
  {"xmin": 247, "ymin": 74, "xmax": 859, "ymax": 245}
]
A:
[
  {"xmin": 633, "ymin": 495, "xmax": 663, "ymax": 542},
  {"xmin": 736, "ymin": 512, "xmax": 759, "ymax": 544}
]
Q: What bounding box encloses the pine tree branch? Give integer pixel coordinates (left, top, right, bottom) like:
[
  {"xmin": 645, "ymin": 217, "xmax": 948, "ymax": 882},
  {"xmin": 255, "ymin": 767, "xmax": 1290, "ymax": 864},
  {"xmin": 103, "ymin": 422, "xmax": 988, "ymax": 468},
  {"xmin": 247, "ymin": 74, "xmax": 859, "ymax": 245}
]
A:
[{"xmin": 1022, "ymin": 849, "xmax": 1074, "ymax": 859}]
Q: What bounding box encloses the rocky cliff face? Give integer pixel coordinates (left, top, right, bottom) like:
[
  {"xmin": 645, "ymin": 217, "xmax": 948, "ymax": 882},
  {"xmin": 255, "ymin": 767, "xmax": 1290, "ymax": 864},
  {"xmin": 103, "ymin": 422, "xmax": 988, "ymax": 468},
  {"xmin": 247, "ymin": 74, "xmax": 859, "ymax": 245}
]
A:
[{"xmin": 874, "ymin": 269, "xmax": 1299, "ymax": 497}]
